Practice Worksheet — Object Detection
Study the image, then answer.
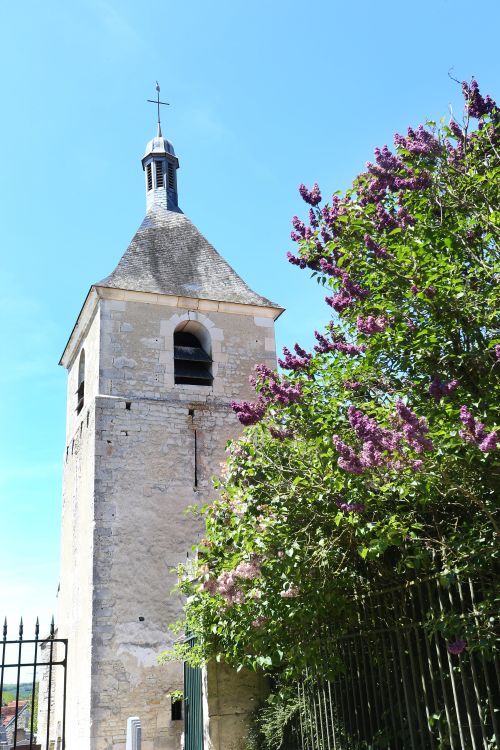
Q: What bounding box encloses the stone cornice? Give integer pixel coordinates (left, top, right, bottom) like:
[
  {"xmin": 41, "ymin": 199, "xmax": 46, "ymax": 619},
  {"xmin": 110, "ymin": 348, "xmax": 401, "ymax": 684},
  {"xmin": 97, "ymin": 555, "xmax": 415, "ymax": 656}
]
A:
[{"xmin": 59, "ymin": 285, "xmax": 284, "ymax": 369}]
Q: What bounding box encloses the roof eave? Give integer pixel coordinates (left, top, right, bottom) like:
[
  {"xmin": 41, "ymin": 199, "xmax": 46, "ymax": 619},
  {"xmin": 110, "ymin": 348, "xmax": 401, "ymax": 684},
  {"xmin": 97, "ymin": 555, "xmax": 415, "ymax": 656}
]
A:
[
  {"xmin": 59, "ymin": 285, "xmax": 284, "ymax": 370},
  {"xmin": 58, "ymin": 287, "xmax": 99, "ymax": 369}
]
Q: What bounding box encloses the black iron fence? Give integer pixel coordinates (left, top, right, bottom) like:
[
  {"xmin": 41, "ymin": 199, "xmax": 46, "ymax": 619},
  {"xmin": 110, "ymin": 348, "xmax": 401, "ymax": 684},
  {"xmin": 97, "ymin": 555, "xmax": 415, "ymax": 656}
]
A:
[
  {"xmin": 0, "ymin": 618, "xmax": 67, "ymax": 750},
  {"xmin": 293, "ymin": 576, "xmax": 499, "ymax": 749}
]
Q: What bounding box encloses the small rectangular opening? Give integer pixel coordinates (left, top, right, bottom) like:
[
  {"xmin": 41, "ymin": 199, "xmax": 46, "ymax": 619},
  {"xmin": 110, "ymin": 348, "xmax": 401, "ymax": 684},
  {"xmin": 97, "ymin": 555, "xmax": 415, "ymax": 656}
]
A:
[
  {"xmin": 171, "ymin": 698, "xmax": 182, "ymax": 721},
  {"xmin": 168, "ymin": 162, "xmax": 175, "ymax": 189},
  {"xmin": 146, "ymin": 163, "xmax": 153, "ymax": 191},
  {"xmin": 125, "ymin": 401, "xmax": 131, "ymax": 411}
]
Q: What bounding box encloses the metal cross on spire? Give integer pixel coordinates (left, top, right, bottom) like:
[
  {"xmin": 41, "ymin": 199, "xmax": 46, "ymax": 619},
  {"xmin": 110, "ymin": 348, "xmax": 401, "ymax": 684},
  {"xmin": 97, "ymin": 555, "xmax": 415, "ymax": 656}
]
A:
[{"xmin": 147, "ymin": 81, "xmax": 170, "ymax": 137}]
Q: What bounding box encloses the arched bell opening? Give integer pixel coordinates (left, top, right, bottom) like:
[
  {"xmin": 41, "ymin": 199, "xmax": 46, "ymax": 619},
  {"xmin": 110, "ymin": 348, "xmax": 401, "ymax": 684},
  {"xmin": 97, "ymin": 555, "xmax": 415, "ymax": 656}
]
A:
[{"xmin": 174, "ymin": 322, "xmax": 212, "ymax": 387}]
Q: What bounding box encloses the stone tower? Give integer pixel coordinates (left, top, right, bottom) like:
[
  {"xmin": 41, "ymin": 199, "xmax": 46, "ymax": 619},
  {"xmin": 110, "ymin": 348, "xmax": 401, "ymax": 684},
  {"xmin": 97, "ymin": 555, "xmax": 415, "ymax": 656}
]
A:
[{"xmin": 56, "ymin": 117, "xmax": 283, "ymax": 750}]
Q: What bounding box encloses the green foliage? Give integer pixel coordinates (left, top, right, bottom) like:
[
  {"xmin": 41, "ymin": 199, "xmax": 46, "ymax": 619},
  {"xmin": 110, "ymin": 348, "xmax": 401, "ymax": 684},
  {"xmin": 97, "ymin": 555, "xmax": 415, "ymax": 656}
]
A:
[
  {"xmin": 169, "ymin": 84, "xmax": 500, "ymax": 678},
  {"xmin": 1, "ymin": 690, "xmax": 15, "ymax": 705},
  {"xmin": 245, "ymin": 683, "xmax": 302, "ymax": 750}
]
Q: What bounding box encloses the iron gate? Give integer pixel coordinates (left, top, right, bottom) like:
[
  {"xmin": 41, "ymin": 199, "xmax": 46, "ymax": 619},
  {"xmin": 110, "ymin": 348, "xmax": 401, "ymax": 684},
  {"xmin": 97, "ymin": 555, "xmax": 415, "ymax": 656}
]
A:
[
  {"xmin": 184, "ymin": 634, "xmax": 204, "ymax": 750},
  {"xmin": 0, "ymin": 618, "xmax": 67, "ymax": 750}
]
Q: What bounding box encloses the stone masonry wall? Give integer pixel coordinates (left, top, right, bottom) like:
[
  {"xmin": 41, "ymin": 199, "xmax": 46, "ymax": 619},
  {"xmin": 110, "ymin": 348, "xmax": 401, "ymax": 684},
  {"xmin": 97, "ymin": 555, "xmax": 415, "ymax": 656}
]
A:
[
  {"xmin": 56, "ymin": 399, "xmax": 97, "ymax": 750},
  {"xmin": 57, "ymin": 290, "xmax": 278, "ymax": 750}
]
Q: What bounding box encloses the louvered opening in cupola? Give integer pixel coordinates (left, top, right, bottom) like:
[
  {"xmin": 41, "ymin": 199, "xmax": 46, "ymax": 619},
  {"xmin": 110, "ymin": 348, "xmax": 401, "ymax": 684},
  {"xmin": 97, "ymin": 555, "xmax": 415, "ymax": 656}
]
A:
[
  {"xmin": 155, "ymin": 161, "xmax": 164, "ymax": 187},
  {"xmin": 174, "ymin": 331, "xmax": 212, "ymax": 386},
  {"xmin": 168, "ymin": 161, "xmax": 175, "ymax": 189},
  {"xmin": 146, "ymin": 163, "xmax": 153, "ymax": 191}
]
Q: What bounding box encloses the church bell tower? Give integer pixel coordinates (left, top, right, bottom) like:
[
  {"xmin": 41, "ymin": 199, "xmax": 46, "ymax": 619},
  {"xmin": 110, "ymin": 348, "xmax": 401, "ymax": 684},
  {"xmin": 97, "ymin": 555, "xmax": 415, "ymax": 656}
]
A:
[{"xmin": 55, "ymin": 92, "xmax": 283, "ymax": 750}]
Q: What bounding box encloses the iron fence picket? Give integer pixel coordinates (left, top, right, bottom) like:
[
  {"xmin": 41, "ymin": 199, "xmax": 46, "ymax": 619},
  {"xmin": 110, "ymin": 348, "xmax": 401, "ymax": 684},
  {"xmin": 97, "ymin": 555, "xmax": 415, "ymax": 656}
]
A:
[
  {"xmin": 0, "ymin": 617, "xmax": 67, "ymax": 750},
  {"xmin": 289, "ymin": 575, "xmax": 498, "ymax": 750}
]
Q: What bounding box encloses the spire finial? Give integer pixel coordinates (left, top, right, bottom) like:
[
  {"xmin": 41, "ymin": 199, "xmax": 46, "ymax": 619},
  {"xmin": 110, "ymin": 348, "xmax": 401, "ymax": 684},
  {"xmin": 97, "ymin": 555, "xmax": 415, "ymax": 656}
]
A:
[{"xmin": 147, "ymin": 82, "xmax": 170, "ymax": 138}]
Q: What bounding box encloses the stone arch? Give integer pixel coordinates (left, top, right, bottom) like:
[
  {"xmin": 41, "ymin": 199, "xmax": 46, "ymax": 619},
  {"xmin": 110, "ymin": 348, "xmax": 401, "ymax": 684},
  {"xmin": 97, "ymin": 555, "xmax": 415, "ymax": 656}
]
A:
[{"xmin": 173, "ymin": 320, "xmax": 213, "ymax": 386}]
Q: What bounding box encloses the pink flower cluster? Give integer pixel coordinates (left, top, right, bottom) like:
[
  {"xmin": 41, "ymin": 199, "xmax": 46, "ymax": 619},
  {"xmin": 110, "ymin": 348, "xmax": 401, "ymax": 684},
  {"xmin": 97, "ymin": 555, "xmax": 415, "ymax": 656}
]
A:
[
  {"xmin": 251, "ymin": 616, "xmax": 268, "ymax": 628},
  {"xmin": 459, "ymin": 406, "xmax": 498, "ymax": 453},
  {"xmin": 280, "ymin": 585, "xmax": 299, "ymax": 599},
  {"xmin": 429, "ymin": 376, "xmax": 459, "ymax": 400},
  {"xmin": 356, "ymin": 315, "xmax": 388, "ymax": 335},
  {"xmin": 199, "ymin": 556, "xmax": 262, "ymax": 607}
]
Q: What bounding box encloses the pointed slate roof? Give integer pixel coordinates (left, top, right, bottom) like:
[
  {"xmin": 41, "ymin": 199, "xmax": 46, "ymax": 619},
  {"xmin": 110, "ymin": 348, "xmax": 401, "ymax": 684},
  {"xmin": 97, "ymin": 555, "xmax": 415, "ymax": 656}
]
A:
[{"xmin": 98, "ymin": 207, "xmax": 279, "ymax": 309}]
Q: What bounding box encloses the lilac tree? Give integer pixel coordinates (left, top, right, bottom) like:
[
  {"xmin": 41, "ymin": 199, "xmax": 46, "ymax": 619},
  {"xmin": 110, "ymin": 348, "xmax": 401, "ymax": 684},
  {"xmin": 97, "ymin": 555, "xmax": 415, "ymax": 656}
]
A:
[{"xmin": 168, "ymin": 81, "xmax": 499, "ymax": 676}]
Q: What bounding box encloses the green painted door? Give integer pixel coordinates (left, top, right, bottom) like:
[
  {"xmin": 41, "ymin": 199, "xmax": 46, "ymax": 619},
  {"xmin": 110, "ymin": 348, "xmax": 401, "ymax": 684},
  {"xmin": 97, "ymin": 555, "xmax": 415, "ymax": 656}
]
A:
[{"xmin": 184, "ymin": 636, "xmax": 203, "ymax": 750}]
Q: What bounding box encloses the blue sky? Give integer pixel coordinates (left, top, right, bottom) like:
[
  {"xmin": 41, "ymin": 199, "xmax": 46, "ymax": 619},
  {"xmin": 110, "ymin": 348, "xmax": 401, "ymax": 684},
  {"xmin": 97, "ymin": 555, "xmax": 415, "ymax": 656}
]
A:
[{"xmin": 1, "ymin": 0, "xmax": 499, "ymax": 634}]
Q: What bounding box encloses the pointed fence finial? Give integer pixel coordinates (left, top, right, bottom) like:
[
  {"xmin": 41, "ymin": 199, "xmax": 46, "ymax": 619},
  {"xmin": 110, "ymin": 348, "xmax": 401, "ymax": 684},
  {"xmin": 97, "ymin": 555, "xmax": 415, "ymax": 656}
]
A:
[
  {"xmin": 147, "ymin": 82, "xmax": 170, "ymax": 138},
  {"xmin": 50, "ymin": 616, "xmax": 55, "ymax": 638},
  {"xmin": 35, "ymin": 617, "xmax": 40, "ymax": 639},
  {"xmin": 19, "ymin": 617, "xmax": 23, "ymax": 639},
  {"xmin": 3, "ymin": 617, "xmax": 7, "ymax": 639}
]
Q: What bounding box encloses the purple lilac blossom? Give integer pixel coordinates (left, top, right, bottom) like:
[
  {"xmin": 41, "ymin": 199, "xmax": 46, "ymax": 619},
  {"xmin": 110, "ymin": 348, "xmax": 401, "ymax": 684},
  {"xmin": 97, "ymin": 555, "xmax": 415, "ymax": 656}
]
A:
[
  {"xmin": 447, "ymin": 640, "xmax": 466, "ymax": 655},
  {"xmin": 449, "ymin": 119, "xmax": 463, "ymax": 140},
  {"xmin": 479, "ymin": 432, "xmax": 498, "ymax": 452},
  {"xmin": 348, "ymin": 406, "xmax": 400, "ymax": 451},
  {"xmin": 364, "ymin": 234, "xmax": 389, "ymax": 258},
  {"xmin": 429, "ymin": 377, "xmax": 459, "ymax": 400},
  {"xmin": 231, "ymin": 398, "xmax": 266, "ymax": 426},
  {"xmin": 393, "ymin": 125, "xmax": 441, "ymax": 156},
  {"xmin": 269, "ymin": 427, "xmax": 293, "ymax": 440},
  {"xmin": 332, "ymin": 435, "xmax": 365, "ymax": 474},
  {"xmin": 458, "ymin": 405, "xmax": 497, "ymax": 452},
  {"xmin": 375, "ymin": 203, "xmax": 398, "ymax": 232},
  {"xmin": 356, "ymin": 315, "xmax": 388, "ymax": 335},
  {"xmin": 325, "ymin": 291, "xmax": 353, "ymax": 313},
  {"xmin": 462, "ymin": 79, "xmax": 497, "ymax": 119},
  {"xmin": 395, "ymin": 400, "xmax": 434, "ymax": 453},
  {"xmin": 319, "ymin": 258, "xmax": 339, "ymax": 276},
  {"xmin": 278, "ymin": 345, "xmax": 312, "ymax": 371},
  {"xmin": 336, "ymin": 500, "xmax": 365, "ymax": 513},
  {"xmin": 299, "ymin": 182, "xmax": 322, "ymax": 206},
  {"xmin": 309, "ymin": 208, "xmax": 319, "ymax": 228}
]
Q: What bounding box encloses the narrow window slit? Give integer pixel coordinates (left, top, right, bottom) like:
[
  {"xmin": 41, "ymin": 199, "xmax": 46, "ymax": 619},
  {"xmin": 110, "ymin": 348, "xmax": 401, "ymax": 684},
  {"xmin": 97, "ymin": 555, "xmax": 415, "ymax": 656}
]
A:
[
  {"xmin": 168, "ymin": 162, "xmax": 175, "ymax": 189},
  {"xmin": 194, "ymin": 429, "xmax": 198, "ymax": 488},
  {"xmin": 125, "ymin": 401, "xmax": 131, "ymax": 410},
  {"xmin": 146, "ymin": 163, "xmax": 153, "ymax": 191}
]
